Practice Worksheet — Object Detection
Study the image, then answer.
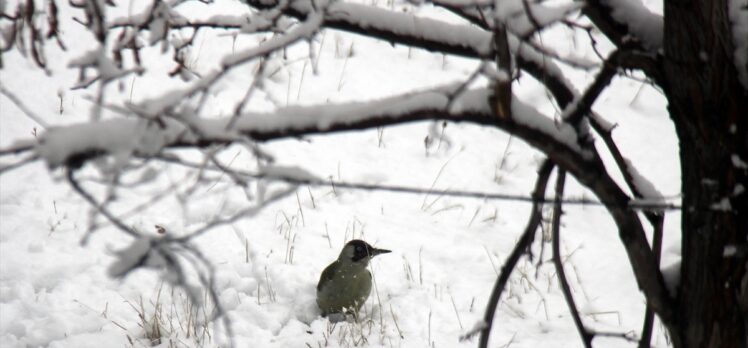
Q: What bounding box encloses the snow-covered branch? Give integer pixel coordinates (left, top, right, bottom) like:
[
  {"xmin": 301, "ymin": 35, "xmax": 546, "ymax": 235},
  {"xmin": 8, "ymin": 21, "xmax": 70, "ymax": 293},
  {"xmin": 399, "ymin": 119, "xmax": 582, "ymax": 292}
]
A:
[
  {"xmin": 246, "ymin": 0, "xmax": 578, "ymax": 95},
  {"xmin": 28, "ymin": 87, "xmax": 588, "ymax": 168},
  {"xmin": 583, "ymin": 0, "xmax": 663, "ymax": 52}
]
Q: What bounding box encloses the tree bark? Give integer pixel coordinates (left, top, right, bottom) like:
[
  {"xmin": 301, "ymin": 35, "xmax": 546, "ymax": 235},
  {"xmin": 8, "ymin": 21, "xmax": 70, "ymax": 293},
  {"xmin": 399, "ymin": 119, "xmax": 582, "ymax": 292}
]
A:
[{"xmin": 663, "ymin": 0, "xmax": 748, "ymax": 346}]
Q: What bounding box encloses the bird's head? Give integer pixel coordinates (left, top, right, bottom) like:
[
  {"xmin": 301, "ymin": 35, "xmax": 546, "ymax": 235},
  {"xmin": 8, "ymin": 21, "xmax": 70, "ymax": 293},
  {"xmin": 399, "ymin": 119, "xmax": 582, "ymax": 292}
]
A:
[{"xmin": 338, "ymin": 239, "xmax": 391, "ymax": 266}]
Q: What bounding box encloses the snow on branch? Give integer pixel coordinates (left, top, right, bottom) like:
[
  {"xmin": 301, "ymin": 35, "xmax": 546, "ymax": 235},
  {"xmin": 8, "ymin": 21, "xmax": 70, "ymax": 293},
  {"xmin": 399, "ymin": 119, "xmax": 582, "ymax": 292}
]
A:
[
  {"xmin": 494, "ymin": 0, "xmax": 584, "ymax": 39},
  {"xmin": 106, "ymin": 0, "xmax": 580, "ymax": 126},
  {"xmin": 279, "ymin": 0, "xmax": 493, "ymax": 57},
  {"xmin": 222, "ymin": 12, "xmax": 322, "ymax": 67},
  {"xmin": 604, "ymin": 0, "xmax": 662, "ymax": 49},
  {"xmin": 248, "ymin": 0, "xmax": 574, "ymax": 86},
  {"xmin": 109, "ymin": 10, "xmax": 278, "ymax": 33},
  {"xmin": 623, "ymin": 158, "xmax": 666, "ymax": 208},
  {"xmin": 30, "ymin": 86, "xmax": 587, "ymax": 169},
  {"xmin": 585, "ymin": 0, "xmax": 663, "ymax": 51}
]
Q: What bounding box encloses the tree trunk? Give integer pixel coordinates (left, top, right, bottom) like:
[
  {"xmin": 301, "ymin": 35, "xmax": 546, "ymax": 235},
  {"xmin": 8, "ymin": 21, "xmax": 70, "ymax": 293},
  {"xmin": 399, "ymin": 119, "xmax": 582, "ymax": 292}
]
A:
[{"xmin": 663, "ymin": 0, "xmax": 748, "ymax": 347}]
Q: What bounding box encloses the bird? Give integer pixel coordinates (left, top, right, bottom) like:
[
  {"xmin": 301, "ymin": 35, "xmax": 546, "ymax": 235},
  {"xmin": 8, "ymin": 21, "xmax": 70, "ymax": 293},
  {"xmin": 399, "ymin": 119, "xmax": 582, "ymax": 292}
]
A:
[{"xmin": 316, "ymin": 239, "xmax": 391, "ymax": 320}]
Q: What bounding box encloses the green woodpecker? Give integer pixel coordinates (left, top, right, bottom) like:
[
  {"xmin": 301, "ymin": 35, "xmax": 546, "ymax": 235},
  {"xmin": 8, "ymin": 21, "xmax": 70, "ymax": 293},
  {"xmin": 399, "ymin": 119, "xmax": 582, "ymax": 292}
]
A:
[{"xmin": 316, "ymin": 239, "xmax": 391, "ymax": 319}]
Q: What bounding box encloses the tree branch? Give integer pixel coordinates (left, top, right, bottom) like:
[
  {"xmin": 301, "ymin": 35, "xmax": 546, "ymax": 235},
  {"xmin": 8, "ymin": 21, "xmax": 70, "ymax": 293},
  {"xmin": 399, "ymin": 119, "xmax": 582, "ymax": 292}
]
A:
[
  {"xmin": 476, "ymin": 159, "xmax": 555, "ymax": 347},
  {"xmin": 245, "ymin": 0, "xmax": 580, "ymax": 103},
  {"xmin": 586, "ymin": 113, "xmax": 668, "ymax": 346},
  {"xmin": 582, "ymin": 0, "xmax": 663, "ymax": 52},
  {"xmin": 562, "ymin": 50, "xmax": 620, "ymax": 130},
  {"xmin": 29, "ymin": 81, "xmax": 675, "ymax": 333},
  {"xmin": 66, "ymin": 167, "xmax": 142, "ymax": 239},
  {"xmin": 551, "ymin": 169, "xmax": 593, "ymax": 347},
  {"xmin": 639, "ymin": 215, "xmax": 664, "ymax": 348}
]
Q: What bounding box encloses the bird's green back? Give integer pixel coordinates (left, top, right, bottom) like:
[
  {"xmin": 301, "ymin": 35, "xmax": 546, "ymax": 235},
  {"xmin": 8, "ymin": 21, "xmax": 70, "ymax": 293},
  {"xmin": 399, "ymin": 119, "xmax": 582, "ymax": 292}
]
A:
[{"xmin": 317, "ymin": 261, "xmax": 340, "ymax": 291}]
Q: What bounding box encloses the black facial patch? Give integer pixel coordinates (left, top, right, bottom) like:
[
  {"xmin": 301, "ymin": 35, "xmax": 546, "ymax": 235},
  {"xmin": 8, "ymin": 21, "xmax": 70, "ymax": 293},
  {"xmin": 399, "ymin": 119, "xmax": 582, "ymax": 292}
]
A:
[{"xmin": 349, "ymin": 240, "xmax": 373, "ymax": 262}]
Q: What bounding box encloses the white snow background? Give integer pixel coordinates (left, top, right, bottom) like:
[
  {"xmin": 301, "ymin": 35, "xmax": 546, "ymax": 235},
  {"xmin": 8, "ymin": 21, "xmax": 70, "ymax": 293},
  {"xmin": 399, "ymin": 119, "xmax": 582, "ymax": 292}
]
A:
[{"xmin": 0, "ymin": 0, "xmax": 682, "ymax": 347}]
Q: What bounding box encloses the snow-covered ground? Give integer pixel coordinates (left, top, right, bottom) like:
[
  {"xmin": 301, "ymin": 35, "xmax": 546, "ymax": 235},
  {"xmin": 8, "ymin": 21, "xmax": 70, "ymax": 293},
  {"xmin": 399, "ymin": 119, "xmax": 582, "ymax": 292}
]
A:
[{"xmin": 0, "ymin": 0, "xmax": 680, "ymax": 347}]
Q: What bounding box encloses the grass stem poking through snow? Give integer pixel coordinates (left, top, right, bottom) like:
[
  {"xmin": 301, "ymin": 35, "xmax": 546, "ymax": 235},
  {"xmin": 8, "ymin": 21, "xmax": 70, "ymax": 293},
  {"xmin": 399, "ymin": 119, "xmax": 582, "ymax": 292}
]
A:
[
  {"xmin": 336, "ymin": 42, "xmax": 353, "ymax": 91},
  {"xmin": 297, "ymin": 59, "xmax": 308, "ymax": 101},
  {"xmin": 449, "ymin": 289, "xmax": 464, "ymax": 330},
  {"xmin": 324, "ymin": 222, "xmax": 332, "ymax": 248},
  {"xmin": 296, "ymin": 191, "xmax": 306, "ymax": 226},
  {"xmin": 390, "ymin": 304, "xmax": 404, "ymax": 339},
  {"xmin": 421, "ymin": 153, "xmax": 459, "ymax": 211},
  {"xmin": 308, "ymin": 187, "xmax": 316, "ymax": 208},
  {"xmin": 265, "ymin": 266, "xmax": 277, "ymax": 303}
]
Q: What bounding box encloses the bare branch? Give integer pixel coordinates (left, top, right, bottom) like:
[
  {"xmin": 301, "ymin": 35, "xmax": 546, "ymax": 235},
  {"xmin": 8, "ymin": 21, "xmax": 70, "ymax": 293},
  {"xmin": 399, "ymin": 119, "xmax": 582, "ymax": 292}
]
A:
[
  {"xmin": 476, "ymin": 159, "xmax": 554, "ymax": 347},
  {"xmin": 551, "ymin": 169, "xmax": 593, "ymax": 347},
  {"xmin": 0, "ymin": 143, "xmax": 35, "ymax": 157},
  {"xmin": 175, "ymin": 242, "xmax": 236, "ymax": 348},
  {"xmin": 66, "ymin": 167, "xmax": 142, "ymax": 239},
  {"xmin": 0, "ymin": 82, "xmax": 49, "ymax": 128},
  {"xmin": 639, "ymin": 215, "xmax": 664, "ymax": 348},
  {"xmin": 561, "ymin": 50, "xmax": 620, "ymax": 132},
  {"xmin": 0, "ymin": 153, "xmax": 39, "ymax": 175},
  {"xmin": 587, "ymin": 111, "xmax": 668, "ymax": 347}
]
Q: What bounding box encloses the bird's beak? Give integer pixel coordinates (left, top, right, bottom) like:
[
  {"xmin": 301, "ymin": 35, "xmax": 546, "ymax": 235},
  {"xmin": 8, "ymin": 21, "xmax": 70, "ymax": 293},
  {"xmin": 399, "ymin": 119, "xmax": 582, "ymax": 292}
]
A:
[{"xmin": 371, "ymin": 248, "xmax": 391, "ymax": 257}]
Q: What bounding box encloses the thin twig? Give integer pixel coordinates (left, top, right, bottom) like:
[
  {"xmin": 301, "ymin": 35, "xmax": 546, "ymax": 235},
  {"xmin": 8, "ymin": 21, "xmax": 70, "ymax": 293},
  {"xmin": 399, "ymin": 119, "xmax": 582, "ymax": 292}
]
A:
[
  {"xmin": 0, "ymin": 154, "xmax": 39, "ymax": 175},
  {"xmin": 561, "ymin": 49, "xmax": 620, "ymax": 137},
  {"xmin": 551, "ymin": 169, "xmax": 593, "ymax": 347},
  {"xmin": 0, "ymin": 82, "xmax": 49, "ymax": 128},
  {"xmin": 66, "ymin": 168, "xmax": 141, "ymax": 238}
]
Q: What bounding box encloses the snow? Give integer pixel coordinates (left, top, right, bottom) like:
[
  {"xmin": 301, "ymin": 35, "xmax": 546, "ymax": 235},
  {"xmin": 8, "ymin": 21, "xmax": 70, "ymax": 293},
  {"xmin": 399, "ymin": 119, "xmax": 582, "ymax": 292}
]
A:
[
  {"xmin": 510, "ymin": 95, "xmax": 588, "ymax": 155},
  {"xmin": 36, "ymin": 119, "xmax": 176, "ymax": 168},
  {"xmin": 624, "ymin": 159, "xmax": 665, "ymax": 203},
  {"xmin": 731, "ymin": 154, "xmax": 748, "ymax": 169},
  {"xmin": 497, "ymin": 0, "xmax": 584, "ymax": 38},
  {"xmin": 729, "ymin": 0, "xmax": 748, "ymax": 88},
  {"xmin": 603, "ymin": 0, "xmax": 664, "ymax": 50},
  {"xmin": 1, "ymin": 0, "xmax": 682, "ymax": 347},
  {"xmin": 710, "ymin": 197, "xmax": 733, "ymax": 211},
  {"xmin": 723, "ymin": 245, "xmax": 738, "ymax": 257},
  {"xmin": 108, "ymin": 237, "xmax": 158, "ymax": 277},
  {"xmin": 734, "ymin": 183, "xmax": 745, "ymax": 196}
]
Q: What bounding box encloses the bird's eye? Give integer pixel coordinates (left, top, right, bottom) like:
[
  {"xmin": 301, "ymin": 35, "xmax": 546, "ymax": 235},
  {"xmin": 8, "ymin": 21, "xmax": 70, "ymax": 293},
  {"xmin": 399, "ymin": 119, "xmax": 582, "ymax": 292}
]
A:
[{"xmin": 355, "ymin": 246, "xmax": 364, "ymax": 253}]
